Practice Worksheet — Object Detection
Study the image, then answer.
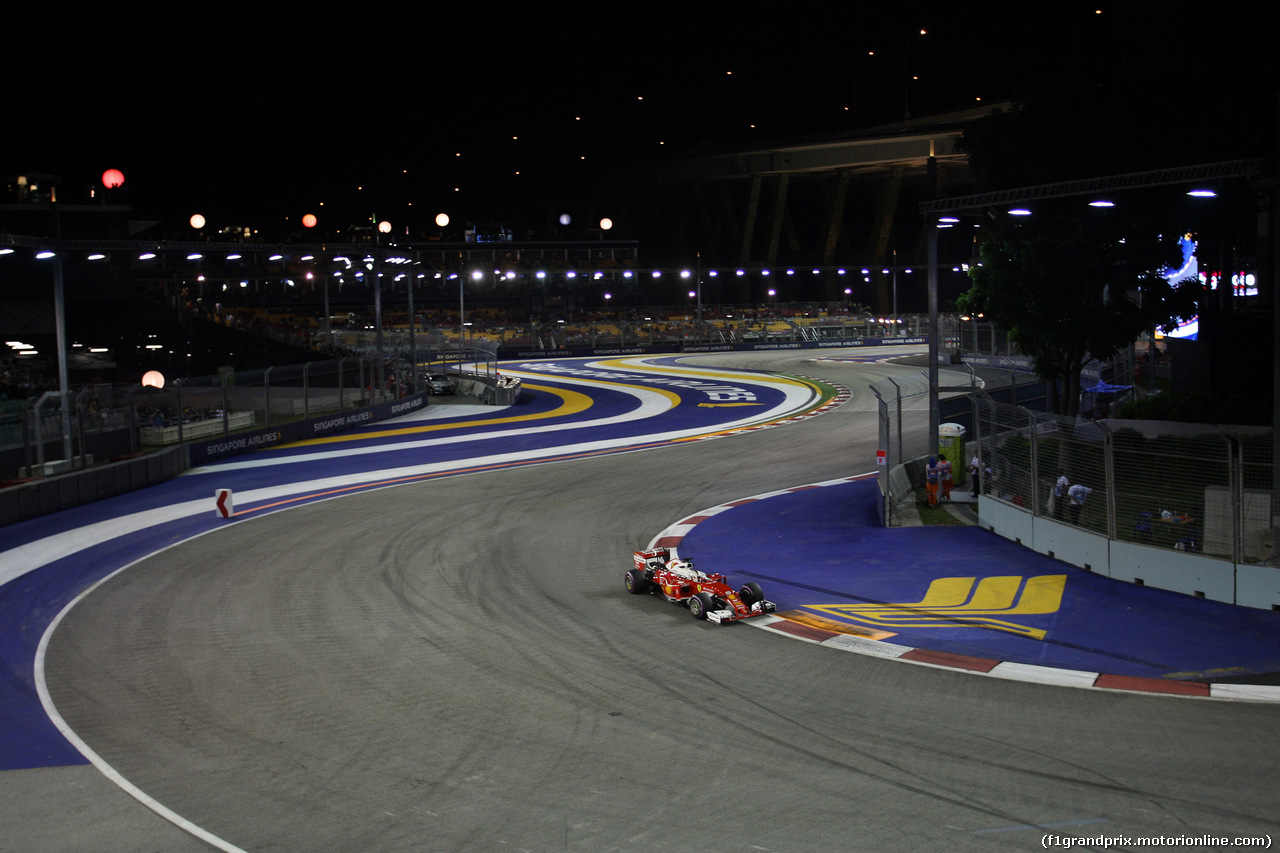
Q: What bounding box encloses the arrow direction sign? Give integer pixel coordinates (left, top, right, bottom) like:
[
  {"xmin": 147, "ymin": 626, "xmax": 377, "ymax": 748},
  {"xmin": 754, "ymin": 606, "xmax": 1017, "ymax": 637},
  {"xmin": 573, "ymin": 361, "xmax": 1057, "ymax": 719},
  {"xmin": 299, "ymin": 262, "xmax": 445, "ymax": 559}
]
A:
[{"xmin": 215, "ymin": 489, "xmax": 234, "ymax": 518}]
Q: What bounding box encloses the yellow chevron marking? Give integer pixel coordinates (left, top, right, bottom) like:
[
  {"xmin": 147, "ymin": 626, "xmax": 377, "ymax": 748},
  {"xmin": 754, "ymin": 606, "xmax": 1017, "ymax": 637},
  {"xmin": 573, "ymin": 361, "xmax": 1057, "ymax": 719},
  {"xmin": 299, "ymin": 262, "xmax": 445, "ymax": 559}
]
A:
[
  {"xmin": 804, "ymin": 574, "xmax": 1066, "ymax": 641},
  {"xmin": 775, "ymin": 610, "xmax": 898, "ymax": 640}
]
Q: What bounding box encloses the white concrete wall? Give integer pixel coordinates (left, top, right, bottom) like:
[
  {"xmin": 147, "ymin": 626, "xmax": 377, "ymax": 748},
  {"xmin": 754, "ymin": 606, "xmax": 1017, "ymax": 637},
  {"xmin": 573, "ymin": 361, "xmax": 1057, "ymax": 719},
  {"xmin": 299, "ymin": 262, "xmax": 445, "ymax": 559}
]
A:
[
  {"xmin": 1033, "ymin": 517, "xmax": 1111, "ymax": 574},
  {"xmin": 979, "ymin": 496, "xmax": 1034, "ymax": 548},
  {"xmin": 1109, "ymin": 542, "xmax": 1236, "ymax": 603},
  {"xmin": 976, "ymin": 497, "xmax": 1280, "ymax": 611},
  {"xmin": 1238, "ymin": 563, "xmax": 1280, "ymax": 609}
]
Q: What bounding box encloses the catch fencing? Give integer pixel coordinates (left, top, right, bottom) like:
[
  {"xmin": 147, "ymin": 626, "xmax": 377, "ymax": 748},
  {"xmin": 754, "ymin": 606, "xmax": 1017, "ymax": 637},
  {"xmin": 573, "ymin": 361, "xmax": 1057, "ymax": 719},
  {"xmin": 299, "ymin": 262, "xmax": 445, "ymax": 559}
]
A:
[
  {"xmin": 872, "ymin": 364, "xmax": 1046, "ymax": 526},
  {"xmin": 135, "ymin": 358, "xmax": 376, "ymax": 448},
  {"xmin": 973, "ymin": 395, "xmax": 1274, "ymax": 565},
  {"xmin": 1, "ymin": 358, "xmax": 379, "ymax": 480},
  {"xmin": 1, "ymin": 386, "xmax": 142, "ymax": 480}
]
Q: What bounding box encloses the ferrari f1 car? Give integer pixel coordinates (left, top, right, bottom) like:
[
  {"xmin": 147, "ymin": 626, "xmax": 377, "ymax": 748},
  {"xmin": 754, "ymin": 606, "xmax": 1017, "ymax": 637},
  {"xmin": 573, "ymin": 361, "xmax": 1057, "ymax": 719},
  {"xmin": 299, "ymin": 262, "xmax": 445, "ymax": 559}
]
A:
[{"xmin": 626, "ymin": 547, "xmax": 777, "ymax": 624}]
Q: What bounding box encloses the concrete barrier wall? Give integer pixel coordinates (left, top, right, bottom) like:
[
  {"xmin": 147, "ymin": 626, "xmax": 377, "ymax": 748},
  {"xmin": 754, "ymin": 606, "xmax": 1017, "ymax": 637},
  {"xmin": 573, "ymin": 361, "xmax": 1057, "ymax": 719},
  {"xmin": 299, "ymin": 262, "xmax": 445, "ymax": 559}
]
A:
[
  {"xmin": 455, "ymin": 375, "xmax": 522, "ymax": 405},
  {"xmin": 977, "ymin": 496, "xmax": 1280, "ymax": 610},
  {"xmin": 2, "ymin": 392, "xmax": 428, "ymax": 525},
  {"xmin": 1032, "ymin": 517, "xmax": 1111, "ymax": 574},
  {"xmin": 980, "ymin": 497, "xmax": 1035, "ymax": 549},
  {"xmin": 0, "ymin": 445, "xmax": 189, "ymax": 527},
  {"xmin": 1108, "ymin": 541, "xmax": 1236, "ymax": 602},
  {"xmin": 1238, "ymin": 563, "xmax": 1280, "ymax": 609}
]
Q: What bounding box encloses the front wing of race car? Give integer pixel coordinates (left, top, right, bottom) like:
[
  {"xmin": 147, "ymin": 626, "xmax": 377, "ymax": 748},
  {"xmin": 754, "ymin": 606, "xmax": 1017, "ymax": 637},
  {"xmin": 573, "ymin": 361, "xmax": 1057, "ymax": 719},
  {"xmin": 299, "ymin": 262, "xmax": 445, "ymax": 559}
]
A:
[{"xmin": 705, "ymin": 598, "xmax": 777, "ymax": 624}]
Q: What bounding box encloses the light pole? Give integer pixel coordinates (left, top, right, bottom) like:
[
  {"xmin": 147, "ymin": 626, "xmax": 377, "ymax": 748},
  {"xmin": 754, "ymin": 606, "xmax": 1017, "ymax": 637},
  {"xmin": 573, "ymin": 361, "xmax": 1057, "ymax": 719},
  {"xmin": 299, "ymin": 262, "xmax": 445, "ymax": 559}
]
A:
[
  {"xmin": 879, "ymin": 256, "xmax": 911, "ymax": 337},
  {"xmin": 927, "ymin": 218, "xmax": 939, "ymax": 454},
  {"xmin": 370, "ymin": 252, "xmax": 383, "ymax": 396},
  {"xmin": 407, "ymin": 267, "xmax": 417, "ymax": 392},
  {"xmin": 695, "ymin": 251, "xmax": 703, "ymax": 325},
  {"xmin": 892, "ymin": 249, "xmax": 899, "ymax": 328},
  {"xmin": 49, "ymin": 207, "xmax": 73, "ymax": 463},
  {"xmin": 19, "ymin": 178, "xmax": 130, "ymax": 466},
  {"xmin": 926, "ymin": 151, "xmax": 939, "ymax": 455},
  {"xmin": 465, "ymin": 270, "xmax": 480, "ymax": 356}
]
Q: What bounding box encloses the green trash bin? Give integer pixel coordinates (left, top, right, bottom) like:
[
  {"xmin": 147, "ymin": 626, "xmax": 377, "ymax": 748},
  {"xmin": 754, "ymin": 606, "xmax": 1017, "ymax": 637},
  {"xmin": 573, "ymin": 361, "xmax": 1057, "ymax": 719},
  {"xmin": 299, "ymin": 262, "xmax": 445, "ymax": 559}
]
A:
[{"xmin": 938, "ymin": 423, "xmax": 967, "ymax": 485}]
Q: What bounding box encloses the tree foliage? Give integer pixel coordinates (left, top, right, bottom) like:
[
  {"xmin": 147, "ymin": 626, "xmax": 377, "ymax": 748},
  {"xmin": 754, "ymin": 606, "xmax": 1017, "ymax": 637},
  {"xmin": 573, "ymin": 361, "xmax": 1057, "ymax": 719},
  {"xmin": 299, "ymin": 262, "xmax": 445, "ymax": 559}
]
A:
[
  {"xmin": 958, "ymin": 206, "xmax": 1198, "ymax": 415},
  {"xmin": 952, "ymin": 12, "xmax": 1269, "ymax": 417}
]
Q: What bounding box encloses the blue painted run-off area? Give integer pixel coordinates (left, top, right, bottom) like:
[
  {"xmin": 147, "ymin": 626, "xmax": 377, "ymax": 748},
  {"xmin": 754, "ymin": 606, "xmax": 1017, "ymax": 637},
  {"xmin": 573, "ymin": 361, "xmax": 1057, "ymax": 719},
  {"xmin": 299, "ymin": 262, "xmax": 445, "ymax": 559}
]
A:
[{"xmin": 681, "ymin": 479, "xmax": 1280, "ymax": 681}]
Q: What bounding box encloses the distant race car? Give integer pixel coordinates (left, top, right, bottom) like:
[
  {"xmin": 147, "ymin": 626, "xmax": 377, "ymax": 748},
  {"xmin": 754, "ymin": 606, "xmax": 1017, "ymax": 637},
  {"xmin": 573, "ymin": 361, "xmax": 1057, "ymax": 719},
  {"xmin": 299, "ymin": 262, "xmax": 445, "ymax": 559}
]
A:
[{"xmin": 626, "ymin": 547, "xmax": 777, "ymax": 624}]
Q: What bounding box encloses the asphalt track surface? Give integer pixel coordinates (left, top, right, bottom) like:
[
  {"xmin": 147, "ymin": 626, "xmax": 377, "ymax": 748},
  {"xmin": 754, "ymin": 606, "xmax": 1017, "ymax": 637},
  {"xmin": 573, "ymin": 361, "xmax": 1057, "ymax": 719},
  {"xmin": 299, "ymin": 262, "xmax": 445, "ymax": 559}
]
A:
[{"xmin": 2, "ymin": 349, "xmax": 1278, "ymax": 852}]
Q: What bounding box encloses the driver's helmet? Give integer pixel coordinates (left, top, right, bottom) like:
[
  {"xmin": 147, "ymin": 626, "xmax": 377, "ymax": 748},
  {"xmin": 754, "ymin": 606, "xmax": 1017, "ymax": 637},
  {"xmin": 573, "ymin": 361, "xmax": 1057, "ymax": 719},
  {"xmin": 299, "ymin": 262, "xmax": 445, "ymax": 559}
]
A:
[{"xmin": 666, "ymin": 559, "xmax": 697, "ymax": 578}]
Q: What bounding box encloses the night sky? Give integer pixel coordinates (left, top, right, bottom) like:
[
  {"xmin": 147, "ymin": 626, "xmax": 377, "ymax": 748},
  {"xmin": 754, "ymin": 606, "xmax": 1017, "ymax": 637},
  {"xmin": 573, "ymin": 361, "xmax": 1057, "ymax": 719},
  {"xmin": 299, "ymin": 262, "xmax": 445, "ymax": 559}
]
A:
[{"xmin": 4, "ymin": 2, "xmax": 1275, "ymax": 238}]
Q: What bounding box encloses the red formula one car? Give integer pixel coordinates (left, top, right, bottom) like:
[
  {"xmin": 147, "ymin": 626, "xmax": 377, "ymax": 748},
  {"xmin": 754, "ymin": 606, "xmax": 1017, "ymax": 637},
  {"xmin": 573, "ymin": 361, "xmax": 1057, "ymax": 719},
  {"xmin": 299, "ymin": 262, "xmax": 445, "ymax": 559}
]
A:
[{"xmin": 626, "ymin": 547, "xmax": 777, "ymax": 624}]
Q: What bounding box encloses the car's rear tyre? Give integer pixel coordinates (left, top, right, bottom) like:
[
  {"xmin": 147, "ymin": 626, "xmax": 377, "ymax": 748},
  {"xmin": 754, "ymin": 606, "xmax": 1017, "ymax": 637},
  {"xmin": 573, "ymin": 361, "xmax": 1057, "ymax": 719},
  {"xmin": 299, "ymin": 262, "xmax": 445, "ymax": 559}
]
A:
[
  {"xmin": 739, "ymin": 581, "xmax": 765, "ymax": 606},
  {"xmin": 625, "ymin": 569, "xmax": 649, "ymax": 594},
  {"xmin": 689, "ymin": 592, "xmax": 715, "ymax": 620}
]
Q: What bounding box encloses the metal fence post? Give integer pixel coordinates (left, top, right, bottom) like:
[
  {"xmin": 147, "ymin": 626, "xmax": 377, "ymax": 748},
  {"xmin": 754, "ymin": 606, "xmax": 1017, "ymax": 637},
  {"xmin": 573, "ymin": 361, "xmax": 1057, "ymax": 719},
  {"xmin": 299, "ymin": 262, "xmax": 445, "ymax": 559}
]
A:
[
  {"xmin": 971, "ymin": 392, "xmax": 982, "ymax": 478},
  {"xmin": 1228, "ymin": 435, "xmax": 1243, "ymax": 565},
  {"xmin": 176, "ymin": 378, "xmax": 185, "ymax": 445},
  {"xmin": 20, "ymin": 405, "xmax": 32, "ymax": 473},
  {"xmin": 75, "ymin": 397, "xmax": 86, "ymax": 468},
  {"xmin": 889, "ymin": 377, "xmax": 904, "ymax": 469},
  {"xmin": 338, "ymin": 357, "xmax": 347, "ymax": 412},
  {"xmin": 32, "ymin": 392, "xmax": 57, "ymax": 469},
  {"xmin": 1028, "ymin": 409, "xmax": 1039, "ymax": 516},
  {"xmin": 1103, "ymin": 422, "xmax": 1117, "ymax": 539},
  {"xmin": 871, "ymin": 382, "xmax": 892, "ymax": 526},
  {"xmin": 264, "ymin": 366, "xmax": 274, "ymax": 427},
  {"xmin": 221, "ymin": 374, "xmax": 230, "ymax": 437}
]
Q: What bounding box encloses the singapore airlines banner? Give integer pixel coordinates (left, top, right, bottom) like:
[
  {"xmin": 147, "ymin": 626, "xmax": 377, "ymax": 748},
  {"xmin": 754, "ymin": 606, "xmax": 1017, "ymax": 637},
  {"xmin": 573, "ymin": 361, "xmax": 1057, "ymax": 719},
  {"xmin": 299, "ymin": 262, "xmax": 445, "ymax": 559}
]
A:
[{"xmin": 188, "ymin": 392, "xmax": 428, "ymax": 465}]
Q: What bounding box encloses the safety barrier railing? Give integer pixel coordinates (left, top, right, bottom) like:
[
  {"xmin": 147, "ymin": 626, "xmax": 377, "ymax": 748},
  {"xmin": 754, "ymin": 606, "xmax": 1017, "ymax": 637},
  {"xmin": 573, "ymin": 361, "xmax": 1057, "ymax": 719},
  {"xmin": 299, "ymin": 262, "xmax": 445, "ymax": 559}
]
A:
[{"xmin": 972, "ymin": 394, "xmax": 1274, "ymax": 564}]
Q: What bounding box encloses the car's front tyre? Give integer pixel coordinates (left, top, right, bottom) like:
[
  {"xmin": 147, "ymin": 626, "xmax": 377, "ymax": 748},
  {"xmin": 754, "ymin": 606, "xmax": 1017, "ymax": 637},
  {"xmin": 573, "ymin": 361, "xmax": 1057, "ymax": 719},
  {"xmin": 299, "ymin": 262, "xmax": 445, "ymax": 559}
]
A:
[{"xmin": 689, "ymin": 592, "xmax": 715, "ymax": 620}]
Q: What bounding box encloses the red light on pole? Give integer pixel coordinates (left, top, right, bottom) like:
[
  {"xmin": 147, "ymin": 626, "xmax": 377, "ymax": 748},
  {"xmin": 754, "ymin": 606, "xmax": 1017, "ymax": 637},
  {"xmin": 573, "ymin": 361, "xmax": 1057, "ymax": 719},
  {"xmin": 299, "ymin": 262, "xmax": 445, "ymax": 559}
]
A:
[
  {"xmin": 302, "ymin": 213, "xmax": 318, "ymax": 228},
  {"xmin": 101, "ymin": 169, "xmax": 125, "ymax": 189}
]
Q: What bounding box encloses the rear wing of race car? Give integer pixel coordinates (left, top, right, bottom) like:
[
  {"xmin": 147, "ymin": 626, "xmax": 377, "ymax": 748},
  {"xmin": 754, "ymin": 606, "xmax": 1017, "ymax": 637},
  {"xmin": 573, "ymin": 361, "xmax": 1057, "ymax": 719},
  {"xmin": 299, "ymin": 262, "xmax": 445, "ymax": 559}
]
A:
[{"xmin": 633, "ymin": 547, "xmax": 671, "ymax": 572}]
